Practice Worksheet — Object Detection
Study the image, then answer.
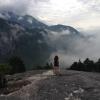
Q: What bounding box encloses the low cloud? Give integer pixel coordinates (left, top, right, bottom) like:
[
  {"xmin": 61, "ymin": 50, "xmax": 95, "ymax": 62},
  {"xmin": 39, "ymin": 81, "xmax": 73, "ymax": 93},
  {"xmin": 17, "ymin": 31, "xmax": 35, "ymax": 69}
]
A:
[
  {"xmin": 48, "ymin": 28, "xmax": 100, "ymax": 68},
  {"xmin": 0, "ymin": 0, "xmax": 30, "ymax": 14},
  {"xmin": 0, "ymin": 0, "xmax": 50, "ymax": 15}
]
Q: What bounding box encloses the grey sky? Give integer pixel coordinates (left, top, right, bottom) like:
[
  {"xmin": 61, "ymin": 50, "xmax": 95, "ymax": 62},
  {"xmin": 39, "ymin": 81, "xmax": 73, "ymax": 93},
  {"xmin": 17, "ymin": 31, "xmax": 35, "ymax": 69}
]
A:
[{"xmin": 0, "ymin": 0, "xmax": 100, "ymax": 30}]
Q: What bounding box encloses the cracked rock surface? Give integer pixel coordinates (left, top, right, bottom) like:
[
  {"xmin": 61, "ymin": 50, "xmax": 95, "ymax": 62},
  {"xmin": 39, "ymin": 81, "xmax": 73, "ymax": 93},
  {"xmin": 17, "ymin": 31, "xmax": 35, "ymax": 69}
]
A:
[{"xmin": 1, "ymin": 70, "xmax": 100, "ymax": 100}]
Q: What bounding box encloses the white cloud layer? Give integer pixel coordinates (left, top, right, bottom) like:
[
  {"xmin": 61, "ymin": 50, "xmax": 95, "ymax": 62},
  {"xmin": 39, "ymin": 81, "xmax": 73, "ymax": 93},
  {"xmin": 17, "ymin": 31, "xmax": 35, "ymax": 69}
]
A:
[{"xmin": 0, "ymin": 0, "xmax": 100, "ymax": 30}]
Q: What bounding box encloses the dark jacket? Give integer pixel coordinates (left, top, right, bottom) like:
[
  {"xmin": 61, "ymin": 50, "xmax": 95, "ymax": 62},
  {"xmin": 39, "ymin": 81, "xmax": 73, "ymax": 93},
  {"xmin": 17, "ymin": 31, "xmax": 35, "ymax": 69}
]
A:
[{"xmin": 54, "ymin": 56, "xmax": 59, "ymax": 67}]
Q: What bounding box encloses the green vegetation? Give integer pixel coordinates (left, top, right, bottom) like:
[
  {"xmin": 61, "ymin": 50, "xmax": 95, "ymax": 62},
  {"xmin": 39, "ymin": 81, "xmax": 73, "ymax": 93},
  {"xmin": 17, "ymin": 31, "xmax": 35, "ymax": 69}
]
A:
[
  {"xmin": 8, "ymin": 56, "xmax": 26, "ymax": 74},
  {"xmin": 0, "ymin": 64, "xmax": 11, "ymax": 74},
  {"xmin": 69, "ymin": 58, "xmax": 100, "ymax": 73},
  {"xmin": 0, "ymin": 56, "xmax": 26, "ymax": 75}
]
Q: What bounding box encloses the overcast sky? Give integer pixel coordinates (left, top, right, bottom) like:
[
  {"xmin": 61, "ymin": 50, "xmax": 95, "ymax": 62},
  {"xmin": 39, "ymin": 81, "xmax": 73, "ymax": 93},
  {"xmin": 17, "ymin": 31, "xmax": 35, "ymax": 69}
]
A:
[{"xmin": 0, "ymin": 0, "xmax": 100, "ymax": 30}]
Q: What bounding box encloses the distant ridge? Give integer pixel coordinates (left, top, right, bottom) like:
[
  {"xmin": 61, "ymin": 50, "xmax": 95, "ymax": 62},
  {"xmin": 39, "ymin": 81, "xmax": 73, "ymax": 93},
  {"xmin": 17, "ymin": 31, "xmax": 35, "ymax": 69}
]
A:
[{"xmin": 0, "ymin": 11, "xmax": 83, "ymax": 69}]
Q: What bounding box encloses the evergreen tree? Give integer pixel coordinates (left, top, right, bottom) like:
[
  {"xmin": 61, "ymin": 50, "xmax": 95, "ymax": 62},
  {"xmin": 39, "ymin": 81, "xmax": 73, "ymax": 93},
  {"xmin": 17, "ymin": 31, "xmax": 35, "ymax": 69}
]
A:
[
  {"xmin": 70, "ymin": 62, "xmax": 78, "ymax": 70},
  {"xmin": 8, "ymin": 56, "xmax": 26, "ymax": 74},
  {"xmin": 95, "ymin": 58, "xmax": 100, "ymax": 72}
]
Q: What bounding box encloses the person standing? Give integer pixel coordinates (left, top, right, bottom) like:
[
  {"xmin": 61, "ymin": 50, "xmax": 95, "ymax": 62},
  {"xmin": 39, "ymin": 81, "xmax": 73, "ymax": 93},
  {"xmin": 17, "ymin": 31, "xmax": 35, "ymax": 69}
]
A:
[{"xmin": 53, "ymin": 55, "xmax": 61, "ymax": 75}]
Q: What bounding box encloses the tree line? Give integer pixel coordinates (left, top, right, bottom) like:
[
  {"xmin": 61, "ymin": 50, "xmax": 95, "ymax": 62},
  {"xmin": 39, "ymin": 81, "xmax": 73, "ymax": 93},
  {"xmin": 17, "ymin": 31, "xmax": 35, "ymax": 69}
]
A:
[{"xmin": 69, "ymin": 58, "xmax": 100, "ymax": 72}]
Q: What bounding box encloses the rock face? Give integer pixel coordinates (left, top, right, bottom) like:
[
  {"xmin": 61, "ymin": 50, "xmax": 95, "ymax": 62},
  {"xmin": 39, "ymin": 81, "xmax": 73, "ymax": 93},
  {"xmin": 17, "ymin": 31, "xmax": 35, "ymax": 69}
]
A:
[{"xmin": 1, "ymin": 70, "xmax": 100, "ymax": 100}]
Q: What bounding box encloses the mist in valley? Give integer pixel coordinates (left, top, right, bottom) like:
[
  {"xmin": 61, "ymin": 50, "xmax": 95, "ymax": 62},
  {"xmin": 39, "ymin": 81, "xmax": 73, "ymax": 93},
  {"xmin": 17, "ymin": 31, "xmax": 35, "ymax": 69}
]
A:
[{"xmin": 49, "ymin": 28, "xmax": 100, "ymax": 68}]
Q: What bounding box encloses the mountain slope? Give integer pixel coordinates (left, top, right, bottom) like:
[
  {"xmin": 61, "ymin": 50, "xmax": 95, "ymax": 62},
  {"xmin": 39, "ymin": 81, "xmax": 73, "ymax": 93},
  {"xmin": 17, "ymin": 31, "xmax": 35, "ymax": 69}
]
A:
[
  {"xmin": 0, "ymin": 12, "xmax": 83, "ymax": 69},
  {"xmin": 0, "ymin": 11, "xmax": 48, "ymax": 29},
  {"xmin": 49, "ymin": 24, "xmax": 79, "ymax": 34}
]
